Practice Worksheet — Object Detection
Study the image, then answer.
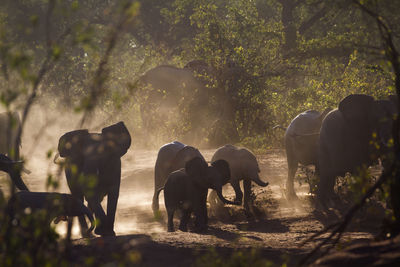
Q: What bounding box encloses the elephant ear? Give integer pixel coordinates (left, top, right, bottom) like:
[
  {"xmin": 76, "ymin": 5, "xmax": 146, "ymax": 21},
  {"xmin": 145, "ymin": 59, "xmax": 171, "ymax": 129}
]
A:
[
  {"xmin": 211, "ymin": 159, "xmax": 231, "ymax": 185},
  {"xmin": 339, "ymin": 94, "xmax": 374, "ymax": 122},
  {"xmin": 185, "ymin": 157, "xmax": 208, "ymax": 179},
  {"xmin": 58, "ymin": 129, "xmax": 89, "ymax": 158},
  {"xmin": 101, "ymin": 121, "xmax": 131, "ymax": 157}
]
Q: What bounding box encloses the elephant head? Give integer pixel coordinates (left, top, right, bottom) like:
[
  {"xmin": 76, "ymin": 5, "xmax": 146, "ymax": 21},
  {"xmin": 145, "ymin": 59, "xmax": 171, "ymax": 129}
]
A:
[
  {"xmin": 0, "ymin": 154, "xmax": 28, "ymax": 191},
  {"xmin": 185, "ymin": 157, "xmax": 239, "ymax": 205},
  {"xmin": 339, "ymin": 94, "xmax": 395, "ymax": 151},
  {"xmin": 58, "ymin": 122, "xmax": 131, "ymax": 160},
  {"xmin": 170, "ymin": 146, "xmax": 205, "ymax": 172}
]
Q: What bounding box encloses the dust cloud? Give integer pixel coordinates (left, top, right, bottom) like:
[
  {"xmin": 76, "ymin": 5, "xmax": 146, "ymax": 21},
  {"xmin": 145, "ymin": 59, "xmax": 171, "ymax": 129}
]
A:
[{"xmin": 0, "ymin": 101, "xmax": 313, "ymax": 239}]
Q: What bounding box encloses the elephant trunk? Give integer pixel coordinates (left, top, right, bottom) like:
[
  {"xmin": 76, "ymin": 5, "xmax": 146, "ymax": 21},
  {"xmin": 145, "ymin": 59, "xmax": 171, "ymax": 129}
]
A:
[
  {"xmin": 216, "ymin": 188, "xmax": 241, "ymax": 205},
  {"xmin": 252, "ymin": 175, "xmax": 269, "ymax": 187},
  {"xmin": 10, "ymin": 168, "xmax": 29, "ymax": 191}
]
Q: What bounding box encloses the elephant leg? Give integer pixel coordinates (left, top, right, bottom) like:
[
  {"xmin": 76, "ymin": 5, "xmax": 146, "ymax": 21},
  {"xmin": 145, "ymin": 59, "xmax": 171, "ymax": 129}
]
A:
[
  {"xmin": 96, "ymin": 157, "xmax": 121, "ymax": 236},
  {"xmin": 316, "ymin": 171, "xmax": 336, "ymax": 209},
  {"xmin": 76, "ymin": 197, "xmax": 91, "ymax": 237},
  {"xmin": 193, "ymin": 193, "xmax": 208, "ymax": 232},
  {"xmin": 200, "ymin": 192, "xmax": 208, "ymax": 227},
  {"xmin": 311, "ymin": 165, "xmax": 321, "ymax": 194},
  {"xmin": 167, "ymin": 207, "xmax": 175, "ymax": 232},
  {"xmin": 179, "ymin": 209, "xmax": 191, "ymax": 232},
  {"xmin": 231, "ymin": 179, "xmax": 243, "ymax": 204},
  {"xmin": 152, "ymin": 190, "xmax": 160, "ymax": 214},
  {"xmin": 105, "ymin": 185, "xmax": 120, "ymax": 236},
  {"xmin": 65, "ymin": 169, "xmax": 89, "ymax": 237},
  {"xmin": 243, "ymin": 178, "xmax": 254, "ymax": 217},
  {"xmin": 193, "ymin": 209, "xmax": 207, "ymax": 232},
  {"xmin": 87, "ymin": 197, "xmax": 108, "ymax": 236},
  {"xmin": 286, "ymin": 154, "xmax": 298, "ymax": 200}
]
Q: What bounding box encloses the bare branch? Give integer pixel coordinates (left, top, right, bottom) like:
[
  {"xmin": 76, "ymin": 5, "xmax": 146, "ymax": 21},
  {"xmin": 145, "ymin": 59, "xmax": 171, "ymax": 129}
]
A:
[{"xmin": 78, "ymin": 2, "xmax": 137, "ymax": 127}]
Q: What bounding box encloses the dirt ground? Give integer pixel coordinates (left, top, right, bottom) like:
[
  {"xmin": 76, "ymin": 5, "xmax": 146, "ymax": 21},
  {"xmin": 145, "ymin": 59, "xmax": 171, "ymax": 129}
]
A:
[{"xmin": 1, "ymin": 143, "xmax": 386, "ymax": 266}]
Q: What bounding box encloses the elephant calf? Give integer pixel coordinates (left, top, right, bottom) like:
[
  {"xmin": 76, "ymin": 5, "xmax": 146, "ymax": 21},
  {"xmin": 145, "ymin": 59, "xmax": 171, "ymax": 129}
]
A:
[
  {"xmin": 159, "ymin": 157, "xmax": 239, "ymax": 232},
  {"xmin": 6, "ymin": 191, "xmax": 95, "ymax": 235},
  {"xmin": 152, "ymin": 141, "xmax": 205, "ymax": 215},
  {"xmin": 210, "ymin": 145, "xmax": 269, "ymax": 217}
]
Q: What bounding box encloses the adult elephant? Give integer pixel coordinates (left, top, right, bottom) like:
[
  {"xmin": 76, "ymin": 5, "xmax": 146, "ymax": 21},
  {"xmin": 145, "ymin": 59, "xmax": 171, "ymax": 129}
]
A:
[
  {"xmin": 139, "ymin": 65, "xmax": 208, "ymax": 145},
  {"xmin": 139, "ymin": 61, "xmax": 245, "ymax": 146},
  {"xmin": 316, "ymin": 94, "xmax": 396, "ymax": 208},
  {"xmin": 57, "ymin": 121, "xmax": 131, "ymax": 237},
  {"xmin": 0, "ymin": 154, "xmax": 29, "ymax": 191},
  {"xmin": 160, "ymin": 157, "xmax": 239, "ymax": 232},
  {"xmin": 282, "ymin": 108, "xmax": 331, "ymax": 200},
  {"xmin": 210, "ymin": 145, "xmax": 269, "ymax": 216},
  {"xmin": 152, "ymin": 141, "xmax": 205, "ymax": 215},
  {"xmin": 0, "ymin": 112, "xmax": 21, "ymax": 160}
]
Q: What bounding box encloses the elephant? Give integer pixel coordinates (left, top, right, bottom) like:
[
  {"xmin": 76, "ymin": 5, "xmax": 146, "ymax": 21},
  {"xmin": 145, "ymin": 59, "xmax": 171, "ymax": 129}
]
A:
[
  {"xmin": 282, "ymin": 108, "xmax": 331, "ymax": 200},
  {"xmin": 6, "ymin": 191, "xmax": 95, "ymax": 235},
  {"xmin": 0, "ymin": 153, "xmax": 29, "ymax": 191},
  {"xmin": 139, "ymin": 61, "xmax": 248, "ymax": 146},
  {"xmin": 57, "ymin": 121, "xmax": 131, "ymax": 237},
  {"xmin": 152, "ymin": 141, "xmax": 205, "ymax": 215},
  {"xmin": 210, "ymin": 145, "xmax": 269, "ymax": 216},
  {"xmin": 159, "ymin": 157, "xmax": 239, "ymax": 232},
  {"xmin": 139, "ymin": 65, "xmax": 208, "ymax": 144},
  {"xmin": 316, "ymin": 94, "xmax": 396, "ymax": 207},
  {"xmin": 0, "ymin": 111, "xmax": 21, "ymax": 160}
]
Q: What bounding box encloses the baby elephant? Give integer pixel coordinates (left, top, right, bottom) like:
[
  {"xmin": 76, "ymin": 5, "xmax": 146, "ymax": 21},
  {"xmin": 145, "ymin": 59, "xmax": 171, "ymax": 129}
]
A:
[
  {"xmin": 160, "ymin": 157, "xmax": 240, "ymax": 232},
  {"xmin": 6, "ymin": 191, "xmax": 95, "ymax": 235}
]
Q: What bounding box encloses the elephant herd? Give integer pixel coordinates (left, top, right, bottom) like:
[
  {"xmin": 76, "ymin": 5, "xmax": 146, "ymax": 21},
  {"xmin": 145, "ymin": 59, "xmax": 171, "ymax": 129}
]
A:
[
  {"xmin": 152, "ymin": 142, "xmax": 269, "ymax": 231},
  {"xmin": 281, "ymin": 94, "xmax": 397, "ymax": 208},
  {"xmin": 0, "ymin": 93, "xmax": 398, "ymax": 237}
]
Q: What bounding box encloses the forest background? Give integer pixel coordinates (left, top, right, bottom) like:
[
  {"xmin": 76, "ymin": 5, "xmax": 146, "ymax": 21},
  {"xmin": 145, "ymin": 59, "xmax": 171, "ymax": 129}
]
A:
[{"xmin": 2, "ymin": 0, "xmax": 398, "ymax": 151}]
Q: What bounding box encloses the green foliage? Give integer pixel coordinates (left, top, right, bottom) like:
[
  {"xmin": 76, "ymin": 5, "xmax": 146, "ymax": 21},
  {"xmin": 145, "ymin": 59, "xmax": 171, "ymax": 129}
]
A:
[{"xmin": 0, "ymin": 193, "xmax": 63, "ymax": 266}]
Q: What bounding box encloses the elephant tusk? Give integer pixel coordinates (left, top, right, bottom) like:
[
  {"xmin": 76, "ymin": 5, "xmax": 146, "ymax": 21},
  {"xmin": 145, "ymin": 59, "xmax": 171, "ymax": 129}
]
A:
[
  {"xmin": 22, "ymin": 167, "xmax": 31, "ymax": 174},
  {"xmin": 53, "ymin": 152, "xmax": 60, "ymax": 164},
  {"xmin": 54, "ymin": 215, "xmax": 68, "ymax": 224}
]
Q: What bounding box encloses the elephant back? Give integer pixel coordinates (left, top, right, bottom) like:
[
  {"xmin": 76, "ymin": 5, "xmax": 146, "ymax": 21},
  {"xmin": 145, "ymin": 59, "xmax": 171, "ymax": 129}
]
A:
[
  {"xmin": 58, "ymin": 129, "xmax": 90, "ymax": 158},
  {"xmin": 212, "ymin": 145, "xmax": 259, "ymax": 178},
  {"xmin": 286, "ymin": 110, "xmax": 321, "ymax": 136}
]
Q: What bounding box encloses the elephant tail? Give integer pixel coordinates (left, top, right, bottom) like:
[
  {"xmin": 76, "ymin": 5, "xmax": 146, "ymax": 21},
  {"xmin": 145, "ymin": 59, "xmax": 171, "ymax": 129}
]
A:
[
  {"xmin": 252, "ymin": 176, "xmax": 269, "ymax": 187},
  {"xmin": 272, "ymin": 125, "xmax": 286, "ymax": 131},
  {"xmin": 152, "ymin": 187, "xmax": 164, "ymax": 216}
]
